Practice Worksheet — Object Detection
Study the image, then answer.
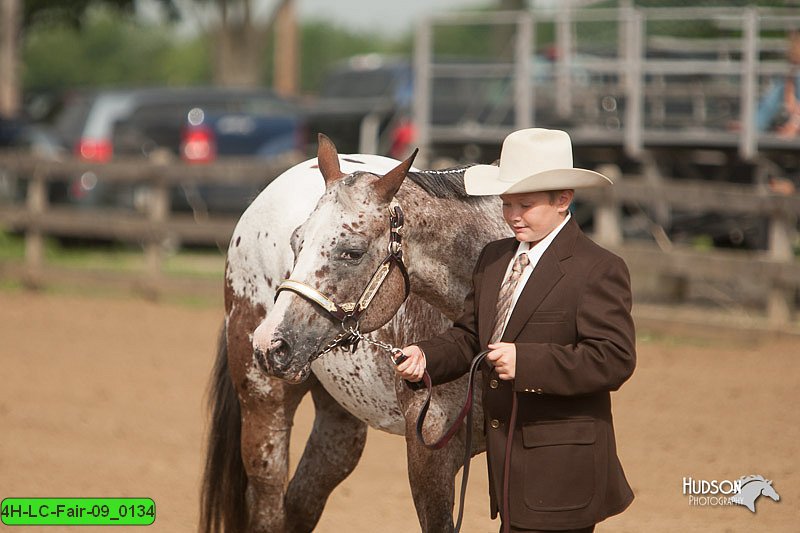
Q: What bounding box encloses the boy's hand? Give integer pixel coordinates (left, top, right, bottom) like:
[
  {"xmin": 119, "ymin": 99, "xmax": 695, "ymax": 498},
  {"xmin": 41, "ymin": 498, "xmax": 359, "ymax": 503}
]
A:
[
  {"xmin": 486, "ymin": 342, "xmax": 517, "ymax": 380},
  {"xmin": 394, "ymin": 345, "xmax": 426, "ymax": 382}
]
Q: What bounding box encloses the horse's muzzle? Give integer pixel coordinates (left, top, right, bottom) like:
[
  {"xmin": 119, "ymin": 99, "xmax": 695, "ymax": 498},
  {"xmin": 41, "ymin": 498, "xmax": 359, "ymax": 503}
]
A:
[{"xmin": 253, "ymin": 338, "xmax": 310, "ymax": 384}]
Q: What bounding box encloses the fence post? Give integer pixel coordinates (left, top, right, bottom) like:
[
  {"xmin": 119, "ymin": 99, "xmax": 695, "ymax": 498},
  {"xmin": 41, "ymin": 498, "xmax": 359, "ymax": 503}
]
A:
[
  {"xmin": 413, "ymin": 19, "xmax": 432, "ymax": 167},
  {"xmin": 555, "ymin": 4, "xmax": 572, "ymax": 120},
  {"xmin": 143, "ymin": 172, "xmax": 169, "ymax": 299},
  {"xmin": 623, "ymin": 7, "xmax": 643, "ymax": 159},
  {"xmin": 739, "ymin": 8, "xmax": 758, "ymax": 161},
  {"xmin": 358, "ymin": 112, "xmax": 381, "ymax": 155},
  {"xmin": 23, "ymin": 163, "xmax": 46, "ymax": 288},
  {"xmin": 515, "ymin": 11, "xmax": 533, "ymax": 129},
  {"xmin": 593, "ymin": 163, "xmax": 623, "ymax": 247},
  {"xmin": 767, "ymin": 204, "xmax": 795, "ymax": 326}
]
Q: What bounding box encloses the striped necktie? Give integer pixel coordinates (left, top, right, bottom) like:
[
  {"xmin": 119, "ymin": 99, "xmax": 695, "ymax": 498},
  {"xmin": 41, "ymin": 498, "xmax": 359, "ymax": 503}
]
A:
[{"xmin": 489, "ymin": 253, "xmax": 530, "ymax": 344}]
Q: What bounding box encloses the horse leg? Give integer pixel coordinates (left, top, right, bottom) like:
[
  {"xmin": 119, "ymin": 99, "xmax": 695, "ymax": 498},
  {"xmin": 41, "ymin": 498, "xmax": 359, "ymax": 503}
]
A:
[
  {"xmin": 402, "ymin": 394, "xmax": 466, "ymax": 533},
  {"xmin": 222, "ymin": 294, "xmax": 313, "ymax": 533},
  {"xmin": 238, "ymin": 378, "xmax": 311, "ymax": 532},
  {"xmin": 284, "ymin": 381, "xmax": 368, "ymax": 533}
]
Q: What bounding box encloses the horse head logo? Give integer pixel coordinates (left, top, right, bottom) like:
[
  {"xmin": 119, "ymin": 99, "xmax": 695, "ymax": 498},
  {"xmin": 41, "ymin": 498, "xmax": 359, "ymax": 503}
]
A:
[{"xmin": 731, "ymin": 475, "xmax": 780, "ymax": 513}]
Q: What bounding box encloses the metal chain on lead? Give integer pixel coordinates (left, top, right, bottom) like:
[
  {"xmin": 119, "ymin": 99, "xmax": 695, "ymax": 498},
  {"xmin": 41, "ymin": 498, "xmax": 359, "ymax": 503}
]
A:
[
  {"xmin": 312, "ymin": 326, "xmax": 404, "ymax": 362},
  {"xmin": 347, "ymin": 327, "xmax": 404, "ymax": 359},
  {"xmin": 311, "ymin": 331, "xmax": 355, "ymax": 362}
]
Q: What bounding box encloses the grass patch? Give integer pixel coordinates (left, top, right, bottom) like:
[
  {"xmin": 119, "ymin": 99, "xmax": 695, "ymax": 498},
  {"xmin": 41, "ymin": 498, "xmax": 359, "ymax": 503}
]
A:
[
  {"xmin": 46, "ymin": 242, "xmax": 146, "ymax": 272},
  {"xmin": 164, "ymin": 249, "xmax": 225, "ymax": 279},
  {"xmin": 0, "ymin": 278, "xmax": 24, "ymax": 292},
  {"xmin": 0, "ymin": 230, "xmax": 25, "ymax": 260},
  {"xmin": 162, "ymin": 291, "xmax": 223, "ymax": 309},
  {"xmin": 0, "ymin": 228, "xmax": 225, "ymax": 278}
]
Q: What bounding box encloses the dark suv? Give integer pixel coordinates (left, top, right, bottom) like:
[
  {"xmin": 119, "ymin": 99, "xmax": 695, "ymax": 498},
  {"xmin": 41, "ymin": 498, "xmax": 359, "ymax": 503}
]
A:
[{"xmin": 21, "ymin": 87, "xmax": 306, "ymax": 214}]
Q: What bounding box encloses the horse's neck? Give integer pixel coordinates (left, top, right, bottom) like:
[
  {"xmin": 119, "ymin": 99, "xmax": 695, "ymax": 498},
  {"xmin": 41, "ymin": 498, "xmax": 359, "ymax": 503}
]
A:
[
  {"xmin": 741, "ymin": 483, "xmax": 762, "ymax": 497},
  {"xmin": 396, "ymin": 184, "xmax": 509, "ymax": 321}
]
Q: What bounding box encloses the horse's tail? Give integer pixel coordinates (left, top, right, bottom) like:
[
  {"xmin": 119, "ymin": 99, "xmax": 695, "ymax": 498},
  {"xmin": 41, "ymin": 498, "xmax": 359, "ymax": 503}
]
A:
[{"xmin": 199, "ymin": 323, "xmax": 248, "ymax": 533}]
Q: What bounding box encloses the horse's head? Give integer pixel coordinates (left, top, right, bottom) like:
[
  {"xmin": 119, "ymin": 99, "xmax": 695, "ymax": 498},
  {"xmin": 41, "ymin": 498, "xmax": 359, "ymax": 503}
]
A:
[
  {"xmin": 252, "ymin": 134, "xmax": 417, "ymax": 383},
  {"xmin": 761, "ymin": 480, "xmax": 780, "ymax": 502}
]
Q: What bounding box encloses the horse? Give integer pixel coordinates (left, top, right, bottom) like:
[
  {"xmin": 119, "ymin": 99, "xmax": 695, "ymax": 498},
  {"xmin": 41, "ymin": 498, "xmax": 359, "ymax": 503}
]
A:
[
  {"xmin": 200, "ymin": 134, "xmax": 510, "ymax": 533},
  {"xmin": 731, "ymin": 475, "xmax": 780, "ymax": 512}
]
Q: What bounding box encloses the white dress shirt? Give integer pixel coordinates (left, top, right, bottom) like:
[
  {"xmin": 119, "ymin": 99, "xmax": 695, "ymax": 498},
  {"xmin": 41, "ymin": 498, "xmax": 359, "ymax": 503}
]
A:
[{"xmin": 497, "ymin": 213, "xmax": 571, "ymax": 337}]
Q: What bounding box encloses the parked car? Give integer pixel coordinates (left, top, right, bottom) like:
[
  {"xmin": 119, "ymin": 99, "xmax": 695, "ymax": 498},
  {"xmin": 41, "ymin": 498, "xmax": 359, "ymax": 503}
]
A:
[
  {"xmin": 0, "ymin": 116, "xmax": 28, "ymax": 148},
  {"xmin": 306, "ymin": 54, "xmax": 413, "ymax": 154},
  {"xmin": 17, "ymin": 87, "xmax": 306, "ymax": 214}
]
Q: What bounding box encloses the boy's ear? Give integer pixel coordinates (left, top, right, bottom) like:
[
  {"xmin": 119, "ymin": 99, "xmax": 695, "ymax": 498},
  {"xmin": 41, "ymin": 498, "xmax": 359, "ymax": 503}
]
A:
[{"xmin": 558, "ymin": 189, "xmax": 575, "ymax": 211}]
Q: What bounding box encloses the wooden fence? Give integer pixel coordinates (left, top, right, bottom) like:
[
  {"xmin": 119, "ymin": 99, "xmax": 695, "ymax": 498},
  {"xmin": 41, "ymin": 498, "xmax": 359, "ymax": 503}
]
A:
[
  {"xmin": 1, "ymin": 152, "xmax": 798, "ymax": 328},
  {"xmin": 580, "ymin": 164, "xmax": 800, "ymax": 327},
  {"xmin": 0, "ymin": 151, "xmax": 304, "ymax": 298}
]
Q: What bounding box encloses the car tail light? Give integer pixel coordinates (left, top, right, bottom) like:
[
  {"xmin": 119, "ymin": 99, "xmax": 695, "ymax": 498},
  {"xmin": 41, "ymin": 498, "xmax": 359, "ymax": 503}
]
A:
[
  {"xmin": 389, "ymin": 119, "xmax": 416, "ymax": 159},
  {"xmin": 76, "ymin": 138, "xmax": 113, "ymax": 162},
  {"xmin": 182, "ymin": 125, "xmax": 216, "ymax": 164}
]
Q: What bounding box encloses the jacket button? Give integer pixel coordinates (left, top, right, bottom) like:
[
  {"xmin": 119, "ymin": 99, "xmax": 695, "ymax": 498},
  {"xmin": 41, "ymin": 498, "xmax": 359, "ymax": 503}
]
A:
[
  {"xmin": 490, "ymin": 419, "xmax": 500, "ymax": 429},
  {"xmin": 489, "ymin": 379, "xmax": 499, "ymax": 389}
]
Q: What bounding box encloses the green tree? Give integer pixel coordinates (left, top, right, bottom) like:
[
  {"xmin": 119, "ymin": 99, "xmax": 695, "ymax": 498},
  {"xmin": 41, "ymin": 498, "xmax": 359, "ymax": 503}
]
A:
[
  {"xmin": 22, "ymin": 6, "xmax": 209, "ymax": 91},
  {"xmin": 294, "ymin": 20, "xmax": 405, "ymax": 93}
]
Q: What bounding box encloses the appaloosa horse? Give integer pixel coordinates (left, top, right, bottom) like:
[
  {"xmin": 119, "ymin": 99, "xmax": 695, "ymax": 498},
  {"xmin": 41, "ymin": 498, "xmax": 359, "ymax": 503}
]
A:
[{"xmin": 200, "ymin": 135, "xmax": 509, "ymax": 532}]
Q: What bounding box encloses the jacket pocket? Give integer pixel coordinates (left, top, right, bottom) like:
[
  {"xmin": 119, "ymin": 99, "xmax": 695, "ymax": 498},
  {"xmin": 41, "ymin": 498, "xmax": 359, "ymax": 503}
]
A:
[
  {"xmin": 520, "ymin": 419, "xmax": 596, "ymax": 512},
  {"xmin": 530, "ymin": 310, "xmax": 568, "ymax": 323}
]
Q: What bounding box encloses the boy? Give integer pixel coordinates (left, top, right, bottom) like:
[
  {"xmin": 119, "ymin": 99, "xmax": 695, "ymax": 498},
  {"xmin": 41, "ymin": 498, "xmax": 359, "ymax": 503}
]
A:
[{"xmin": 396, "ymin": 128, "xmax": 635, "ymax": 532}]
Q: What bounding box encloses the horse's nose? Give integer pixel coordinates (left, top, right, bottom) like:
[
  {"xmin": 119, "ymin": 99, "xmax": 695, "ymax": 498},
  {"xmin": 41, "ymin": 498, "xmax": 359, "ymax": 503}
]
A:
[{"xmin": 256, "ymin": 337, "xmax": 292, "ymax": 375}]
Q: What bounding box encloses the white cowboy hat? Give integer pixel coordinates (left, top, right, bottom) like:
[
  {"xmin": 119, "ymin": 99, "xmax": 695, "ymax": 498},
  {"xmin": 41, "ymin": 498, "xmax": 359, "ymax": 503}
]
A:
[{"xmin": 464, "ymin": 128, "xmax": 613, "ymax": 196}]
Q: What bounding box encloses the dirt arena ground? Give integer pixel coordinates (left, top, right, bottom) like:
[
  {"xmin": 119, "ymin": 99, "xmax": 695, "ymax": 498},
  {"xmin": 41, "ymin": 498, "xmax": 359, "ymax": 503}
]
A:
[{"xmin": 1, "ymin": 289, "xmax": 798, "ymax": 532}]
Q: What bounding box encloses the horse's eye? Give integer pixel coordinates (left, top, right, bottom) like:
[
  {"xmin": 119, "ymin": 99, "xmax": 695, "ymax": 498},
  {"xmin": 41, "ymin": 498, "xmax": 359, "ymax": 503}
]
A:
[{"xmin": 339, "ymin": 250, "xmax": 364, "ymax": 261}]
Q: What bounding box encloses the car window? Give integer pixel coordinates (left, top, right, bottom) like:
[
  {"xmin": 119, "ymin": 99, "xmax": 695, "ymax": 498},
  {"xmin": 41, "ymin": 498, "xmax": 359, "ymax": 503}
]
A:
[
  {"xmin": 83, "ymin": 93, "xmax": 136, "ymax": 140},
  {"xmin": 238, "ymin": 96, "xmax": 296, "ymax": 115},
  {"xmin": 131, "ymin": 95, "xmax": 294, "ymax": 120},
  {"xmin": 321, "ymin": 69, "xmax": 400, "ymax": 99},
  {"xmin": 131, "ymin": 102, "xmax": 195, "ymax": 124},
  {"xmin": 53, "ymin": 94, "xmax": 93, "ymax": 145}
]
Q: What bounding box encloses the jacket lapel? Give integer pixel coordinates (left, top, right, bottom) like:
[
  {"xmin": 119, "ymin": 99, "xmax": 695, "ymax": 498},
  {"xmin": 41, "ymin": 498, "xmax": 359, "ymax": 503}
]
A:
[
  {"xmin": 478, "ymin": 239, "xmax": 517, "ymax": 345},
  {"xmin": 502, "ymin": 218, "xmax": 579, "ymax": 342}
]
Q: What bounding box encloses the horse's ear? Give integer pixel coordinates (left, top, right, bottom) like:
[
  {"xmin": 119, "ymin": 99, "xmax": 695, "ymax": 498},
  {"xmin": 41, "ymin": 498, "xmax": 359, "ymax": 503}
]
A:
[
  {"xmin": 317, "ymin": 133, "xmax": 344, "ymax": 186},
  {"xmin": 374, "ymin": 148, "xmax": 418, "ymax": 203}
]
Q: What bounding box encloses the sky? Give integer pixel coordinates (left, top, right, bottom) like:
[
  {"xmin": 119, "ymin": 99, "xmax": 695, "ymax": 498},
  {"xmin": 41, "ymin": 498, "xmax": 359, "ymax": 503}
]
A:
[
  {"xmin": 138, "ymin": 0, "xmax": 565, "ymax": 39},
  {"xmin": 296, "ymin": 0, "xmax": 492, "ymax": 35}
]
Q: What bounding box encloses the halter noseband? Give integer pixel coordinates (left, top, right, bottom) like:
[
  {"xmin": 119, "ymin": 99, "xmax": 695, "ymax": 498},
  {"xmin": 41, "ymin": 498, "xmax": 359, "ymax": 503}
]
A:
[{"xmin": 275, "ymin": 204, "xmax": 411, "ymax": 356}]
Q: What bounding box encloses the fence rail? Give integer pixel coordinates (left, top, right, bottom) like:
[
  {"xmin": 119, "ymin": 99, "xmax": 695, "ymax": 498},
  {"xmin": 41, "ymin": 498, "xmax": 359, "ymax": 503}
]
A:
[
  {"xmin": 414, "ymin": 6, "xmax": 800, "ymax": 163},
  {"xmin": 0, "ymin": 151, "xmax": 304, "ymax": 296},
  {"xmin": 0, "ymin": 152, "xmax": 798, "ymax": 327}
]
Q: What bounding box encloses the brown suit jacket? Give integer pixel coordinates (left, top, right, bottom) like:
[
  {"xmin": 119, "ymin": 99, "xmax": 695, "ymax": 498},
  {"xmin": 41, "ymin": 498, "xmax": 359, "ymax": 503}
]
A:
[{"xmin": 417, "ymin": 218, "xmax": 635, "ymax": 530}]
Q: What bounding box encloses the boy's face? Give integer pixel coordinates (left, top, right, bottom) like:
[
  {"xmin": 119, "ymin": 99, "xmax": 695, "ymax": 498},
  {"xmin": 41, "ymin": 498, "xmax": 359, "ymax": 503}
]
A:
[{"xmin": 500, "ymin": 190, "xmax": 574, "ymax": 243}]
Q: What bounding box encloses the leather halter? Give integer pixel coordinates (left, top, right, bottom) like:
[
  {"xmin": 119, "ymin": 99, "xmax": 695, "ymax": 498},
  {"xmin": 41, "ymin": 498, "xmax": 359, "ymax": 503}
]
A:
[{"xmin": 275, "ymin": 205, "xmax": 410, "ymax": 354}]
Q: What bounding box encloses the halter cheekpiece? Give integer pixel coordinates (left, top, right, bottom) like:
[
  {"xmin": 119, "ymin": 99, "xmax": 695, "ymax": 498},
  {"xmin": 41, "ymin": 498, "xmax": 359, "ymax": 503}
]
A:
[{"xmin": 275, "ymin": 204, "xmax": 410, "ymax": 358}]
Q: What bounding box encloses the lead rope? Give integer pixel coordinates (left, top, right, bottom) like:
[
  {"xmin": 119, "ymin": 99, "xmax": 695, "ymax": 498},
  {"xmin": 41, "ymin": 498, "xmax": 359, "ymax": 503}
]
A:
[
  {"xmin": 502, "ymin": 393, "xmax": 518, "ymax": 533},
  {"xmin": 351, "ymin": 334, "xmax": 489, "ymax": 533}
]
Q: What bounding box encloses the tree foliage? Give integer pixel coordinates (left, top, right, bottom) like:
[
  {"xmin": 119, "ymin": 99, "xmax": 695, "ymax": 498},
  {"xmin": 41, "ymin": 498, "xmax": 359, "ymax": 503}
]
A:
[
  {"xmin": 293, "ymin": 20, "xmax": 408, "ymax": 92},
  {"xmin": 22, "ymin": 6, "xmax": 208, "ymax": 91},
  {"xmin": 21, "ymin": 6, "xmax": 407, "ymax": 94},
  {"xmin": 23, "ymin": 0, "xmax": 132, "ymax": 27}
]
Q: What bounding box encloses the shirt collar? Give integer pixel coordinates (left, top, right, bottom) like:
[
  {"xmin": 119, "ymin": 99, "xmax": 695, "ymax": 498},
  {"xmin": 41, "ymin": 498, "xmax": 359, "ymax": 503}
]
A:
[{"xmin": 516, "ymin": 212, "xmax": 571, "ymax": 258}]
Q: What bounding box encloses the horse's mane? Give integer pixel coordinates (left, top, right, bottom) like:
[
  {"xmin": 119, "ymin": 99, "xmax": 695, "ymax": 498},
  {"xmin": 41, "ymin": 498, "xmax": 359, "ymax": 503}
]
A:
[
  {"xmin": 406, "ymin": 165, "xmax": 476, "ymax": 199},
  {"xmin": 739, "ymin": 474, "xmax": 767, "ymax": 485}
]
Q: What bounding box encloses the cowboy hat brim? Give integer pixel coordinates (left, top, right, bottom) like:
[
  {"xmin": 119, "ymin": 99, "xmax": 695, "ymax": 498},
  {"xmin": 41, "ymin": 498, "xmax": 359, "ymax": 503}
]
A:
[{"xmin": 464, "ymin": 164, "xmax": 613, "ymax": 196}]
